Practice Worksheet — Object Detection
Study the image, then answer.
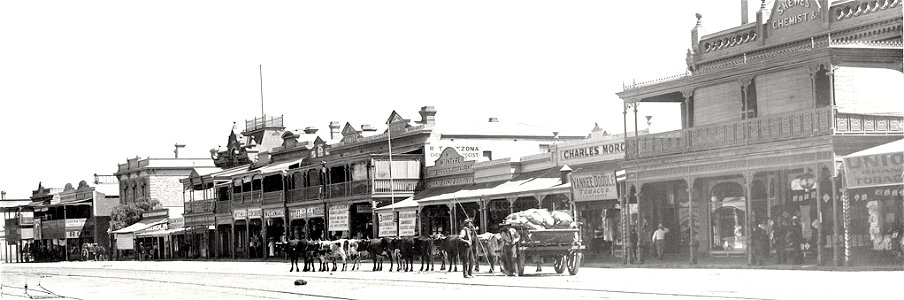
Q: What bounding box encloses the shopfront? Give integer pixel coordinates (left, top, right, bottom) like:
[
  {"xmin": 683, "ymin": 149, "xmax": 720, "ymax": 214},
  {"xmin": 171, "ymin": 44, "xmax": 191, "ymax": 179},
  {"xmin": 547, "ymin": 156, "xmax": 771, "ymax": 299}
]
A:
[
  {"xmin": 232, "ymin": 209, "xmax": 247, "ymax": 258},
  {"xmin": 327, "ymin": 203, "xmax": 350, "ymax": 240},
  {"xmin": 843, "ymin": 140, "xmax": 904, "ymax": 266},
  {"xmin": 570, "ymin": 163, "xmax": 621, "ymax": 256},
  {"xmin": 287, "ymin": 207, "xmax": 308, "ymax": 240},
  {"xmin": 263, "ymin": 207, "xmax": 285, "ymax": 257}
]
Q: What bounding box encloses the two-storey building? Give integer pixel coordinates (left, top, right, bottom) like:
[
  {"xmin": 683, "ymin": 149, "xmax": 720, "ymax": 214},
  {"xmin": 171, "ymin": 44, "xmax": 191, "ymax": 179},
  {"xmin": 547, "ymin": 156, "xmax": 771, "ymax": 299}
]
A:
[{"xmin": 616, "ymin": 0, "xmax": 902, "ymax": 266}]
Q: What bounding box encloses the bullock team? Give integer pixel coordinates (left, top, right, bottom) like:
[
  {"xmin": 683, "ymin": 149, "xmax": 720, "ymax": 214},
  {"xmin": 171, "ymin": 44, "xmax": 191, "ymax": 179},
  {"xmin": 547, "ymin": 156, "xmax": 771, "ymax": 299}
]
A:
[{"xmin": 283, "ymin": 221, "xmax": 513, "ymax": 277}]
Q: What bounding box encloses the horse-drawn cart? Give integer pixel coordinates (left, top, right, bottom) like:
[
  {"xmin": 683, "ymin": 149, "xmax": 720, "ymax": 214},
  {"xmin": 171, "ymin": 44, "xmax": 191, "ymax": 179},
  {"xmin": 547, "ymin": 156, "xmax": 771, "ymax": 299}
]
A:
[{"xmin": 513, "ymin": 228, "xmax": 584, "ymax": 275}]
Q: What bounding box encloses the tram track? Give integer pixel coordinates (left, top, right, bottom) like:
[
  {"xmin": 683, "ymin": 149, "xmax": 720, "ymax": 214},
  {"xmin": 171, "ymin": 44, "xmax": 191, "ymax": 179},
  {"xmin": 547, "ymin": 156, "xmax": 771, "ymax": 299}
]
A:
[{"xmin": 5, "ymin": 266, "xmax": 776, "ymax": 300}]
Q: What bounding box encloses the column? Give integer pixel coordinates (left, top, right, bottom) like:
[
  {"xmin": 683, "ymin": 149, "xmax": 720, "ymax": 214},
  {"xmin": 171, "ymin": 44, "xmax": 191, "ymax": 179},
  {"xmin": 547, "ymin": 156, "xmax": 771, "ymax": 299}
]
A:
[
  {"xmin": 841, "ymin": 186, "xmax": 852, "ymax": 267},
  {"xmin": 507, "ymin": 197, "xmax": 517, "ymax": 214},
  {"xmin": 478, "ymin": 200, "xmax": 487, "ymax": 234},
  {"xmin": 230, "ymin": 222, "xmax": 235, "ymax": 259},
  {"xmin": 262, "ymin": 215, "xmax": 269, "ymax": 260},
  {"xmin": 63, "ymin": 206, "xmax": 68, "ymax": 262},
  {"xmin": 831, "ymin": 174, "xmax": 841, "ymax": 266},
  {"xmin": 449, "ymin": 204, "xmax": 457, "ymax": 234},
  {"xmin": 815, "ymin": 165, "xmax": 824, "ymax": 266},
  {"xmin": 745, "ymin": 168, "xmax": 753, "ymax": 265},
  {"xmin": 687, "ymin": 183, "xmax": 696, "ymax": 264},
  {"xmin": 245, "ymin": 215, "xmax": 250, "ymax": 260}
]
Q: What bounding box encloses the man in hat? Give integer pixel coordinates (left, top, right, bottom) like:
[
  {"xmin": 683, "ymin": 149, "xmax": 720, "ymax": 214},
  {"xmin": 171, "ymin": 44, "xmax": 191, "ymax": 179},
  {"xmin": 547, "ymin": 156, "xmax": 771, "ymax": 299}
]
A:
[
  {"xmin": 499, "ymin": 222, "xmax": 521, "ymax": 276},
  {"xmin": 459, "ymin": 219, "xmax": 477, "ymax": 278}
]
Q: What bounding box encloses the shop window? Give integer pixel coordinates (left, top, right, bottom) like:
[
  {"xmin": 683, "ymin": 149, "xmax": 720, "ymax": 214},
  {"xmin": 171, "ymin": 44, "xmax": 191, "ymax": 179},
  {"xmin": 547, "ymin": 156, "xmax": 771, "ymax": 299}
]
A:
[
  {"xmin": 742, "ymin": 79, "xmax": 758, "ymax": 119},
  {"xmin": 814, "ymin": 68, "xmax": 832, "ymax": 107}
]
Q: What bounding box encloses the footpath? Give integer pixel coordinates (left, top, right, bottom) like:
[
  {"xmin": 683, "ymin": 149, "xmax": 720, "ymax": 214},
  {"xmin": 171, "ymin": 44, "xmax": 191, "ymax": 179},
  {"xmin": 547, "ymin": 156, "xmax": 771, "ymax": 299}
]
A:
[{"xmin": 579, "ymin": 253, "xmax": 904, "ymax": 271}]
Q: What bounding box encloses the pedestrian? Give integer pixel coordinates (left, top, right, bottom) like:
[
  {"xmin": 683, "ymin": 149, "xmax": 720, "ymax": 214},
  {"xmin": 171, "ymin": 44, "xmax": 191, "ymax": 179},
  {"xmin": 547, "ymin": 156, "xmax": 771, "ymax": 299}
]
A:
[
  {"xmin": 652, "ymin": 223, "xmax": 669, "ymax": 260},
  {"xmin": 629, "ymin": 230, "xmax": 638, "ymax": 263},
  {"xmin": 752, "ymin": 222, "xmax": 768, "ymax": 266},
  {"xmin": 788, "ymin": 216, "xmax": 803, "ymax": 264},
  {"xmin": 499, "ymin": 223, "xmax": 521, "ymax": 276},
  {"xmin": 459, "ymin": 219, "xmax": 477, "ymax": 278}
]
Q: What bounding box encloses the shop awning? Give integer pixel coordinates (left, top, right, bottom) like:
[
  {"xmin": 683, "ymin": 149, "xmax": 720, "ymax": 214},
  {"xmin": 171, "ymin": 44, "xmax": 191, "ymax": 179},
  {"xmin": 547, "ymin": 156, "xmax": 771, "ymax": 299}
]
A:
[
  {"xmin": 110, "ymin": 218, "xmax": 168, "ymax": 234},
  {"xmin": 843, "ymin": 139, "xmax": 904, "ymax": 189},
  {"xmin": 416, "ymin": 167, "xmax": 571, "ymax": 205},
  {"xmin": 834, "ymin": 67, "xmax": 904, "ymax": 116},
  {"xmin": 135, "ymin": 227, "xmax": 185, "ymax": 238},
  {"xmin": 374, "ymin": 197, "xmax": 418, "ymax": 212},
  {"xmin": 255, "ymin": 158, "xmax": 304, "ymax": 176}
]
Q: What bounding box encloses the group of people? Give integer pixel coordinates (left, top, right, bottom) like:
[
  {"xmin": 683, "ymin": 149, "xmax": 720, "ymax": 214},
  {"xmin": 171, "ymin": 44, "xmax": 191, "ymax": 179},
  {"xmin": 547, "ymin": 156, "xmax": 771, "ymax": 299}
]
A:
[
  {"xmin": 457, "ymin": 218, "xmax": 522, "ymax": 278},
  {"xmin": 630, "ymin": 220, "xmax": 670, "ymax": 264},
  {"xmin": 752, "ymin": 215, "xmax": 805, "ymax": 265}
]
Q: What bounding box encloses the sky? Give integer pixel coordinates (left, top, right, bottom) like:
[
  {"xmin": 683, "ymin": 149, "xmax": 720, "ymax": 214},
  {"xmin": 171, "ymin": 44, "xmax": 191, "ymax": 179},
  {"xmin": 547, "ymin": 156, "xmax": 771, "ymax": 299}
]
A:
[{"xmin": 0, "ymin": 0, "xmax": 750, "ymax": 199}]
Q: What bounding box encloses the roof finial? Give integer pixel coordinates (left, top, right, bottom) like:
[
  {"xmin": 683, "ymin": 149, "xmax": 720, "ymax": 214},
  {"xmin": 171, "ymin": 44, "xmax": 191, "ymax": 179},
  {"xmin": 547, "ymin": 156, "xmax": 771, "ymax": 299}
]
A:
[{"xmin": 695, "ymin": 13, "xmax": 703, "ymax": 25}]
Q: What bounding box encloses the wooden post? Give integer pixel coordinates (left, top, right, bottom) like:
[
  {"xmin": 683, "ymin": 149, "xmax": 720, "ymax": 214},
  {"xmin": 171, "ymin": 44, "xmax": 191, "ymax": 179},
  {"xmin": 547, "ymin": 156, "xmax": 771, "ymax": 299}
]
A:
[
  {"xmin": 230, "ymin": 222, "xmax": 235, "ymax": 259},
  {"xmin": 745, "ymin": 164, "xmax": 753, "ymax": 265},
  {"xmin": 245, "ymin": 215, "xmax": 250, "ymax": 260},
  {"xmin": 815, "ymin": 164, "xmax": 824, "ymax": 266},
  {"xmin": 63, "ymin": 205, "xmax": 68, "ymax": 262},
  {"xmin": 687, "ymin": 183, "xmax": 696, "ymax": 264},
  {"xmin": 262, "ymin": 215, "xmax": 269, "ymax": 260},
  {"xmin": 831, "ymin": 174, "xmax": 841, "ymax": 266}
]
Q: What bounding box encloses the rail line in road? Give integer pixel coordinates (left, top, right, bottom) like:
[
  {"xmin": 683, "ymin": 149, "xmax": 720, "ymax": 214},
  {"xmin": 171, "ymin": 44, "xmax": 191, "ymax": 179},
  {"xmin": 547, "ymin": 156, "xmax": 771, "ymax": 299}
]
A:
[{"xmin": 5, "ymin": 266, "xmax": 776, "ymax": 300}]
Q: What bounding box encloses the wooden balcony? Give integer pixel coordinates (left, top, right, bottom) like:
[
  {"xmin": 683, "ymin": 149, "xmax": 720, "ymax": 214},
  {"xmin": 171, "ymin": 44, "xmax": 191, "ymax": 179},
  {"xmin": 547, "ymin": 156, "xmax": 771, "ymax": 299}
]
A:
[
  {"xmin": 286, "ymin": 186, "xmax": 323, "ymax": 204},
  {"xmin": 626, "ymin": 107, "xmax": 903, "ymax": 160},
  {"xmin": 262, "ymin": 191, "xmax": 284, "ymax": 205},
  {"xmin": 325, "ymin": 180, "xmax": 370, "ymax": 198},
  {"xmin": 215, "ymin": 200, "xmax": 232, "ymax": 214},
  {"xmin": 373, "ymin": 178, "xmax": 420, "ymax": 194},
  {"xmin": 185, "ymin": 199, "xmax": 216, "ymax": 214}
]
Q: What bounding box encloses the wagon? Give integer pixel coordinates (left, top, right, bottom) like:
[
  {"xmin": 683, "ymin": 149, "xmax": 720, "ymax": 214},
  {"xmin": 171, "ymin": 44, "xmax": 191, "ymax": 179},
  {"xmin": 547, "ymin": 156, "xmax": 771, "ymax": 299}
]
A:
[
  {"xmin": 81, "ymin": 243, "xmax": 107, "ymax": 261},
  {"xmin": 512, "ymin": 228, "xmax": 584, "ymax": 275}
]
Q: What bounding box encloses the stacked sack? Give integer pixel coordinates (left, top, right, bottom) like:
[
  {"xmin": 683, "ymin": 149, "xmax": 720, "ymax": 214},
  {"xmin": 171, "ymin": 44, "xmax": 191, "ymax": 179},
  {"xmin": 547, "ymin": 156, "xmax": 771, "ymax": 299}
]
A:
[{"xmin": 503, "ymin": 209, "xmax": 576, "ymax": 230}]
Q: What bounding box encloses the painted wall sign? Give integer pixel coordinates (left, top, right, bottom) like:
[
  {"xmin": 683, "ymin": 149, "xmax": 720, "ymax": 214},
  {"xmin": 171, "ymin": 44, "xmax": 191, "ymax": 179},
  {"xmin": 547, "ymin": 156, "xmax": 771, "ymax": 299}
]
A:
[
  {"xmin": 427, "ymin": 147, "xmax": 476, "ymax": 178},
  {"xmin": 398, "ymin": 210, "xmax": 417, "ymax": 237},
  {"xmin": 426, "ymin": 143, "xmax": 482, "ymax": 166},
  {"xmin": 356, "ymin": 204, "xmax": 372, "ymax": 214},
  {"xmin": 142, "ymin": 209, "xmax": 169, "ymax": 219},
  {"xmin": 571, "ymin": 171, "xmax": 618, "ymax": 202},
  {"xmin": 41, "ymin": 220, "xmax": 65, "ymax": 239},
  {"xmin": 307, "ymin": 206, "xmax": 325, "ymax": 218},
  {"xmin": 767, "ymin": 0, "xmax": 825, "ymax": 43},
  {"xmin": 426, "ymin": 176, "xmax": 474, "ymax": 188},
  {"xmin": 378, "ymin": 212, "xmax": 397, "ymax": 237},
  {"xmin": 65, "ymin": 218, "xmax": 88, "ymax": 230},
  {"xmin": 556, "ymin": 139, "xmax": 626, "ymax": 166},
  {"xmin": 328, "ymin": 203, "xmax": 350, "ymax": 231},
  {"xmin": 844, "ymin": 151, "xmax": 904, "ymax": 189}
]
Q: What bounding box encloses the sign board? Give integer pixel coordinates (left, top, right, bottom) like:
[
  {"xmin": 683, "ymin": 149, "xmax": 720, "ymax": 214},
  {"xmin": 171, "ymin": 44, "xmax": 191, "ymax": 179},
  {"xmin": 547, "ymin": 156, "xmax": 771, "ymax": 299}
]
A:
[
  {"xmin": 264, "ymin": 208, "xmax": 285, "ymax": 219},
  {"xmin": 308, "ymin": 206, "xmax": 325, "ymax": 218},
  {"xmin": 33, "ymin": 219, "xmax": 42, "ymax": 240},
  {"xmin": 378, "ymin": 212, "xmax": 397, "ymax": 237},
  {"xmin": 356, "ymin": 204, "xmax": 372, "ymax": 214},
  {"xmin": 426, "ymin": 176, "xmax": 474, "ymax": 188},
  {"xmin": 41, "ymin": 219, "xmax": 65, "ymax": 239},
  {"xmin": 142, "ymin": 209, "xmax": 169, "ymax": 219},
  {"xmin": 844, "ymin": 151, "xmax": 904, "ymax": 189},
  {"xmin": 169, "ymin": 217, "xmax": 185, "ymax": 229},
  {"xmin": 65, "ymin": 218, "xmax": 88, "ymax": 230},
  {"xmin": 425, "ymin": 143, "xmax": 483, "ymax": 167},
  {"xmin": 233, "ymin": 209, "xmax": 247, "ymax": 220},
  {"xmin": 247, "ymin": 208, "xmax": 262, "ymax": 218},
  {"xmin": 571, "ymin": 171, "xmax": 618, "ymax": 202},
  {"xmin": 328, "ymin": 204, "xmax": 350, "ymax": 231},
  {"xmin": 398, "ymin": 210, "xmax": 417, "ymax": 237},
  {"xmin": 4, "ymin": 219, "xmax": 19, "ymax": 242},
  {"xmin": 766, "ymin": 0, "xmax": 825, "ymax": 44},
  {"xmin": 66, "ymin": 231, "xmax": 83, "ymax": 239},
  {"xmin": 289, "ymin": 208, "xmax": 307, "ymax": 219},
  {"xmin": 427, "ymin": 147, "xmax": 476, "ymax": 178},
  {"xmin": 557, "ymin": 140, "xmax": 625, "ymax": 166}
]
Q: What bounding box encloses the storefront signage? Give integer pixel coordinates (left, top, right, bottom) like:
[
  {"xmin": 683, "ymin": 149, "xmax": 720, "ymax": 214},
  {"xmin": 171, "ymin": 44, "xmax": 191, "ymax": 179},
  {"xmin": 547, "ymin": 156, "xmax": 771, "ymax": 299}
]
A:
[
  {"xmin": 844, "ymin": 151, "xmax": 904, "ymax": 189},
  {"xmin": 264, "ymin": 208, "xmax": 285, "ymax": 219},
  {"xmin": 427, "ymin": 147, "xmax": 476, "ymax": 178},
  {"xmin": 4, "ymin": 219, "xmax": 19, "ymax": 242},
  {"xmin": 33, "ymin": 219, "xmax": 42, "ymax": 240},
  {"xmin": 426, "ymin": 143, "xmax": 482, "ymax": 166},
  {"xmin": 770, "ymin": 0, "xmax": 820, "ymax": 29},
  {"xmin": 571, "ymin": 171, "xmax": 618, "ymax": 202},
  {"xmin": 426, "ymin": 176, "xmax": 474, "ymax": 188},
  {"xmin": 559, "ymin": 142, "xmax": 624, "ymax": 161},
  {"xmin": 169, "ymin": 217, "xmax": 184, "ymax": 229},
  {"xmin": 289, "ymin": 208, "xmax": 307, "ymax": 219},
  {"xmin": 398, "ymin": 210, "xmax": 417, "ymax": 237},
  {"xmin": 328, "ymin": 204, "xmax": 350, "ymax": 231},
  {"xmin": 233, "ymin": 209, "xmax": 247, "ymax": 220},
  {"xmin": 184, "ymin": 215, "xmax": 212, "ymax": 227},
  {"xmin": 142, "ymin": 209, "xmax": 169, "ymax": 219},
  {"xmin": 308, "ymin": 206, "xmax": 325, "ymax": 218},
  {"xmin": 66, "ymin": 230, "xmax": 90, "ymax": 239},
  {"xmin": 356, "ymin": 204, "xmax": 372, "ymax": 214},
  {"xmin": 247, "ymin": 208, "xmax": 262, "ymax": 218},
  {"xmin": 65, "ymin": 218, "xmax": 88, "ymax": 229},
  {"xmin": 378, "ymin": 212, "xmax": 397, "ymax": 237}
]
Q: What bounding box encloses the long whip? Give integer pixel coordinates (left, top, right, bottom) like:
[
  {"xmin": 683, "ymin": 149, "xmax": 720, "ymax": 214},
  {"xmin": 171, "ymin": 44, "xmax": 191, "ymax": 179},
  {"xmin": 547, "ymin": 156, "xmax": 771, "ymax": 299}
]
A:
[{"xmin": 452, "ymin": 196, "xmax": 500, "ymax": 277}]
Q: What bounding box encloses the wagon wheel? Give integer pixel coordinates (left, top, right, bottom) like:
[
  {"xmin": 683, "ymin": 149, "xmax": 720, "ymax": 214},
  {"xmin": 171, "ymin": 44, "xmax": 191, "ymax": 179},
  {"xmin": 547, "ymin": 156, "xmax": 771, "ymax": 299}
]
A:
[
  {"xmin": 553, "ymin": 255, "xmax": 566, "ymax": 274},
  {"xmin": 566, "ymin": 252, "xmax": 582, "ymax": 275},
  {"xmin": 81, "ymin": 249, "xmax": 89, "ymax": 261}
]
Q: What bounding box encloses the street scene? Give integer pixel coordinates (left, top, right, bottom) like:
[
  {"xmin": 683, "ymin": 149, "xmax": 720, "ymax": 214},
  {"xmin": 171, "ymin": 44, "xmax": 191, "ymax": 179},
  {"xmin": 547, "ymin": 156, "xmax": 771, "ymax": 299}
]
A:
[{"xmin": 2, "ymin": 0, "xmax": 903, "ymax": 299}]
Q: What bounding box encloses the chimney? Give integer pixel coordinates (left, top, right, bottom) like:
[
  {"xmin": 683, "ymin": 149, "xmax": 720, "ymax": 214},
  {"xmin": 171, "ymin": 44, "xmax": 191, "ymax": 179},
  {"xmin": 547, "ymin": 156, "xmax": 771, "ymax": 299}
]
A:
[
  {"xmin": 741, "ymin": 0, "xmax": 749, "ymax": 24},
  {"xmin": 329, "ymin": 121, "xmax": 341, "ymax": 140},
  {"xmin": 1, "ymin": 191, "xmax": 6, "ymax": 200},
  {"xmin": 488, "ymin": 117, "xmax": 500, "ymax": 123},
  {"xmin": 418, "ymin": 106, "xmax": 437, "ymax": 125},
  {"xmin": 303, "ymin": 126, "xmax": 319, "ymax": 135},
  {"xmin": 361, "ymin": 124, "xmax": 377, "ymax": 132},
  {"xmin": 559, "ymin": 165, "xmax": 573, "ymax": 184}
]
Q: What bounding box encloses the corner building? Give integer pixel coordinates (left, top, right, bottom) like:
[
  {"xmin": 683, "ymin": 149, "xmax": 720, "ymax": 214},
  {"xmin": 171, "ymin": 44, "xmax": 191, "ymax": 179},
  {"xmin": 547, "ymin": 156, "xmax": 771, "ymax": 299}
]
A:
[{"xmin": 617, "ymin": 0, "xmax": 902, "ymax": 266}]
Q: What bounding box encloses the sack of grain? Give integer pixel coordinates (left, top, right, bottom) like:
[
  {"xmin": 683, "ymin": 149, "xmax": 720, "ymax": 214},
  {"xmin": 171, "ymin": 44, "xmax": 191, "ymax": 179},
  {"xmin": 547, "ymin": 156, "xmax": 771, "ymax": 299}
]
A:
[{"xmin": 550, "ymin": 211, "xmax": 574, "ymax": 225}]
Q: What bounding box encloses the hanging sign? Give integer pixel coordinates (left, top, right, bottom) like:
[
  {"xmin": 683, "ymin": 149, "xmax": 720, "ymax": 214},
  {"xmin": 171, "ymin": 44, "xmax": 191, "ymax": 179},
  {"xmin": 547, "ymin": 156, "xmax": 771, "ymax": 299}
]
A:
[
  {"xmin": 843, "ymin": 150, "xmax": 904, "ymax": 189},
  {"xmin": 265, "ymin": 208, "xmax": 285, "ymax": 219},
  {"xmin": 328, "ymin": 203, "xmax": 350, "ymax": 231},
  {"xmin": 289, "ymin": 208, "xmax": 307, "ymax": 219},
  {"xmin": 378, "ymin": 212, "xmax": 397, "ymax": 237},
  {"xmin": 247, "ymin": 208, "xmax": 262, "ymax": 218},
  {"xmin": 308, "ymin": 206, "xmax": 325, "ymax": 218},
  {"xmin": 571, "ymin": 171, "xmax": 618, "ymax": 202},
  {"xmin": 398, "ymin": 210, "xmax": 417, "ymax": 237},
  {"xmin": 233, "ymin": 209, "xmax": 247, "ymax": 220}
]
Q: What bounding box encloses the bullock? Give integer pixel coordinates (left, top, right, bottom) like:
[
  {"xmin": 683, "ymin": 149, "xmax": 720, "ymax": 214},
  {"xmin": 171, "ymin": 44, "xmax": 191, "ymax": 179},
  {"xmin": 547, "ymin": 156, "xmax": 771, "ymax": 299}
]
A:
[
  {"xmin": 362, "ymin": 238, "xmax": 394, "ymax": 271},
  {"xmin": 314, "ymin": 241, "xmax": 334, "ymax": 272},
  {"xmin": 475, "ymin": 233, "xmax": 504, "ymax": 273},
  {"xmin": 285, "ymin": 239, "xmax": 311, "ymax": 272},
  {"xmin": 415, "ymin": 237, "xmax": 435, "ymax": 271},
  {"xmin": 397, "ymin": 237, "xmax": 418, "ymax": 272},
  {"xmin": 324, "ymin": 239, "xmax": 351, "ymax": 271},
  {"xmin": 432, "ymin": 234, "xmax": 460, "ymax": 272},
  {"xmin": 346, "ymin": 239, "xmax": 362, "ymax": 271}
]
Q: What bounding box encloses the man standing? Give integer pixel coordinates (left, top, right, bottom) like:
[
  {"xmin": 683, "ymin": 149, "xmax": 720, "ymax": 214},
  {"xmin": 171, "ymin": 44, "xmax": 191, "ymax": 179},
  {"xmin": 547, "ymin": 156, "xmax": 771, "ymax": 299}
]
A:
[
  {"xmin": 637, "ymin": 219, "xmax": 651, "ymax": 264},
  {"xmin": 500, "ymin": 223, "xmax": 521, "ymax": 276},
  {"xmin": 752, "ymin": 222, "xmax": 768, "ymax": 266},
  {"xmin": 652, "ymin": 223, "xmax": 669, "ymax": 260},
  {"xmin": 459, "ymin": 219, "xmax": 476, "ymax": 278}
]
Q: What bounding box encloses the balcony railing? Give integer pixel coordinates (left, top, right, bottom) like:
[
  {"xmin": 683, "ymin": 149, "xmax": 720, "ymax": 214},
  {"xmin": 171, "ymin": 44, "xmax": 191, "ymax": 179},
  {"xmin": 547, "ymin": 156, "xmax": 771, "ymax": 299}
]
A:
[
  {"xmin": 244, "ymin": 115, "xmax": 284, "ymax": 132},
  {"xmin": 215, "ymin": 200, "xmax": 232, "ymax": 214},
  {"xmin": 834, "ymin": 112, "xmax": 903, "ymax": 135},
  {"xmin": 185, "ymin": 199, "xmax": 216, "ymax": 214},
  {"xmin": 373, "ymin": 179, "xmax": 420, "ymax": 194},
  {"xmin": 627, "ymin": 107, "xmax": 837, "ymax": 160},
  {"xmin": 262, "ymin": 191, "xmax": 284, "ymax": 205},
  {"xmin": 325, "ymin": 180, "xmax": 370, "ymax": 198}
]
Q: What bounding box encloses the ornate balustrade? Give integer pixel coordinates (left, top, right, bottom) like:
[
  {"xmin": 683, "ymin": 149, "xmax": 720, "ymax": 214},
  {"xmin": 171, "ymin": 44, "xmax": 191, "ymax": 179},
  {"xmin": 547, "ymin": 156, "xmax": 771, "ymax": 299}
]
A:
[
  {"xmin": 373, "ymin": 179, "xmax": 420, "ymax": 194},
  {"xmin": 262, "ymin": 191, "xmax": 284, "ymax": 205},
  {"xmin": 215, "ymin": 200, "xmax": 232, "ymax": 214}
]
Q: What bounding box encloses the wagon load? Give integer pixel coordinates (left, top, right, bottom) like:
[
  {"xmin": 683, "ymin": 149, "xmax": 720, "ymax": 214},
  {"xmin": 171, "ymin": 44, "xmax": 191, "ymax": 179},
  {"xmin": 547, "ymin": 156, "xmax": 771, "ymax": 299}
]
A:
[{"xmin": 502, "ymin": 209, "xmax": 575, "ymax": 230}]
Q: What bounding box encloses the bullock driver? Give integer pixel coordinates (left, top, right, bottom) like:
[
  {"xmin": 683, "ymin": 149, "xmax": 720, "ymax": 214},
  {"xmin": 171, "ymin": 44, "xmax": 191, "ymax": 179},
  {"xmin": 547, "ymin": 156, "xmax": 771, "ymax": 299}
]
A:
[
  {"xmin": 459, "ymin": 219, "xmax": 477, "ymax": 278},
  {"xmin": 500, "ymin": 222, "xmax": 521, "ymax": 276}
]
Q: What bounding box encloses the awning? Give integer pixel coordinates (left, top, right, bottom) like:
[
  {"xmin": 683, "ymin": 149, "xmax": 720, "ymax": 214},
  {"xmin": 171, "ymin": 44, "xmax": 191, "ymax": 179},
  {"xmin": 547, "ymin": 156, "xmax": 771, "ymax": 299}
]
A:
[
  {"xmin": 110, "ymin": 218, "xmax": 168, "ymax": 234},
  {"xmin": 416, "ymin": 167, "xmax": 570, "ymax": 205},
  {"xmin": 834, "ymin": 67, "xmax": 904, "ymax": 116},
  {"xmin": 136, "ymin": 227, "xmax": 185, "ymax": 238},
  {"xmin": 843, "ymin": 139, "xmax": 904, "ymax": 189},
  {"xmin": 255, "ymin": 158, "xmax": 304, "ymax": 176},
  {"xmin": 374, "ymin": 197, "xmax": 418, "ymax": 212}
]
